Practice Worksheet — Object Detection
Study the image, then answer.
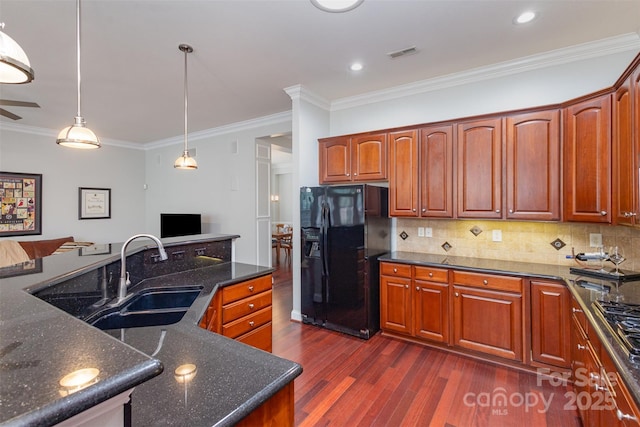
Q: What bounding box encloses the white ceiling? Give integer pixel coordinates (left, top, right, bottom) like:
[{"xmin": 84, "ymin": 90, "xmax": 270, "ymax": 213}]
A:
[{"xmin": 1, "ymin": 0, "xmax": 639, "ymax": 146}]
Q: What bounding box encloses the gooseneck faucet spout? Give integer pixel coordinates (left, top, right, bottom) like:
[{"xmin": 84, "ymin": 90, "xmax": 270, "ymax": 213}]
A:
[{"xmin": 117, "ymin": 234, "xmax": 168, "ymax": 303}]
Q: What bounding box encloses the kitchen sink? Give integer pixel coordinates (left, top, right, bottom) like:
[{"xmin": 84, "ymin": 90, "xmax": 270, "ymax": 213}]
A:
[{"xmin": 87, "ymin": 286, "xmax": 203, "ymax": 330}]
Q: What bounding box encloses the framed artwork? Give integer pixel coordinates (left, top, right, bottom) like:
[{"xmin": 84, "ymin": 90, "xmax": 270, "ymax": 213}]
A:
[
  {"xmin": 0, "ymin": 258, "xmax": 43, "ymax": 279},
  {"xmin": 79, "ymin": 187, "xmax": 111, "ymax": 220},
  {"xmin": 0, "ymin": 171, "xmax": 42, "ymax": 237}
]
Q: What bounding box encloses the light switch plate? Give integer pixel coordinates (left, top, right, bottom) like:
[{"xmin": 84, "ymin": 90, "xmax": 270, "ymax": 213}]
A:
[
  {"xmin": 418, "ymin": 227, "xmax": 425, "ymax": 237},
  {"xmin": 425, "ymin": 227, "xmax": 433, "ymax": 237},
  {"xmin": 492, "ymin": 230, "xmax": 502, "ymax": 242}
]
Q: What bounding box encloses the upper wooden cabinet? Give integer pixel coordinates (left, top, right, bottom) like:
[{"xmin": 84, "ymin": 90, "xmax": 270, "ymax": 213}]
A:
[
  {"xmin": 456, "ymin": 118, "xmax": 503, "ymax": 219},
  {"xmin": 319, "ymin": 133, "xmax": 387, "ymax": 184},
  {"xmin": 505, "ymin": 110, "xmax": 561, "ymax": 221},
  {"xmin": 388, "ymin": 126, "xmax": 454, "ymax": 217},
  {"xmin": 563, "ymin": 95, "xmax": 612, "ymax": 223}
]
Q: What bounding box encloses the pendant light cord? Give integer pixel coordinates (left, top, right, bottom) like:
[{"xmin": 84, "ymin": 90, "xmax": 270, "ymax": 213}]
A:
[
  {"xmin": 76, "ymin": 0, "xmax": 82, "ymax": 119},
  {"xmin": 183, "ymin": 45, "xmax": 188, "ymax": 153}
]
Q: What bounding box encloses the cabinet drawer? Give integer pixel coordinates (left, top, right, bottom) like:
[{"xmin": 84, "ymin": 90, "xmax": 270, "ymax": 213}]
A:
[
  {"xmin": 223, "ymin": 306, "xmax": 272, "ymax": 339},
  {"xmin": 453, "ymin": 271, "xmax": 522, "ymax": 293},
  {"xmin": 236, "ymin": 322, "xmax": 272, "ymax": 353},
  {"xmin": 380, "ymin": 262, "xmax": 412, "ymax": 278},
  {"xmin": 223, "ymin": 290, "xmax": 272, "ymax": 323},
  {"xmin": 222, "ymin": 275, "xmax": 272, "ymax": 305},
  {"xmin": 414, "ymin": 266, "xmax": 449, "ymax": 283}
]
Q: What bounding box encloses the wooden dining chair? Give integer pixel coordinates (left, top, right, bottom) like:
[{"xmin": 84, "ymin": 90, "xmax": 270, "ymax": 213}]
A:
[{"xmin": 280, "ymin": 232, "xmax": 293, "ymax": 264}]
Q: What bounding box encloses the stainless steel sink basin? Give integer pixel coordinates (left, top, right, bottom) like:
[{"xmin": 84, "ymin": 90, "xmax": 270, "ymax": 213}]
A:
[{"xmin": 88, "ymin": 286, "xmax": 203, "ymax": 330}]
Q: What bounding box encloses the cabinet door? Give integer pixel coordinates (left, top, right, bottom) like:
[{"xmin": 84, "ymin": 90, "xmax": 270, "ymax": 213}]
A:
[
  {"xmin": 563, "ymin": 95, "xmax": 612, "ymax": 223},
  {"xmin": 380, "ymin": 274, "xmax": 412, "ymax": 335},
  {"xmin": 319, "ymin": 136, "xmax": 351, "ymax": 183},
  {"xmin": 456, "ymin": 118, "xmax": 503, "ymax": 219},
  {"xmin": 530, "ymin": 280, "xmax": 571, "ymax": 368},
  {"xmin": 452, "ymin": 285, "xmax": 522, "ymax": 361},
  {"xmin": 389, "ymin": 130, "xmax": 419, "ymax": 216},
  {"xmin": 414, "ymin": 280, "xmax": 449, "ymax": 343},
  {"xmin": 613, "ymin": 77, "xmax": 637, "ymax": 225},
  {"xmin": 506, "ymin": 110, "xmax": 560, "ymax": 221},
  {"xmin": 420, "ymin": 125, "xmax": 454, "ymax": 218},
  {"xmin": 571, "ymin": 315, "xmax": 592, "ymax": 426},
  {"xmin": 351, "ymin": 133, "xmax": 387, "ymax": 181}
]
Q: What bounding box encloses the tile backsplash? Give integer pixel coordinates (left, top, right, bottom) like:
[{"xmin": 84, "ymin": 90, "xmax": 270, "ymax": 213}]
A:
[{"xmin": 396, "ymin": 219, "xmax": 640, "ymax": 271}]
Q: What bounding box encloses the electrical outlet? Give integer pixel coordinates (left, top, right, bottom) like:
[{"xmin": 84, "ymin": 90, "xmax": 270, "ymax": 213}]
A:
[
  {"xmin": 425, "ymin": 227, "xmax": 433, "ymax": 237},
  {"xmin": 418, "ymin": 227, "xmax": 425, "ymax": 237},
  {"xmin": 492, "ymin": 230, "xmax": 502, "ymax": 242},
  {"xmin": 589, "ymin": 233, "xmax": 603, "ymax": 248}
]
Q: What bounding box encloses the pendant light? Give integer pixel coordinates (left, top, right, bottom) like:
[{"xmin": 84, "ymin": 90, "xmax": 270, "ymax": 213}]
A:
[
  {"xmin": 56, "ymin": 0, "xmax": 100, "ymax": 149},
  {"xmin": 311, "ymin": 0, "xmax": 364, "ymax": 13},
  {"xmin": 0, "ymin": 22, "xmax": 34, "ymax": 84},
  {"xmin": 174, "ymin": 44, "xmax": 197, "ymax": 170}
]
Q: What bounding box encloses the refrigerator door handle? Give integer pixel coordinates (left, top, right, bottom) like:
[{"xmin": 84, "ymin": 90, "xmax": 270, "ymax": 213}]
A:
[{"xmin": 321, "ymin": 202, "xmax": 329, "ymax": 278}]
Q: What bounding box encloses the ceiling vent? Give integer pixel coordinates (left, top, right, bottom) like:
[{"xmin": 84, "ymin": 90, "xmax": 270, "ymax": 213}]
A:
[{"xmin": 387, "ymin": 46, "xmax": 418, "ymax": 59}]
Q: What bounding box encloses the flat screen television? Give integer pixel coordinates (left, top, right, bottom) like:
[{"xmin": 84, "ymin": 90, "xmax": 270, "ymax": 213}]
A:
[{"xmin": 160, "ymin": 213, "xmax": 202, "ymax": 238}]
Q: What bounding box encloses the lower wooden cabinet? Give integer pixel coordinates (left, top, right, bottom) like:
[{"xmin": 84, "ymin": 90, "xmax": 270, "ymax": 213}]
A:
[
  {"xmin": 199, "ymin": 274, "xmax": 273, "ymax": 352},
  {"xmin": 571, "ymin": 296, "xmax": 640, "ymax": 427},
  {"xmin": 531, "ymin": 280, "xmax": 572, "ymax": 368},
  {"xmin": 452, "ymin": 271, "xmax": 523, "ymax": 361},
  {"xmin": 380, "ymin": 262, "xmax": 449, "ymax": 341}
]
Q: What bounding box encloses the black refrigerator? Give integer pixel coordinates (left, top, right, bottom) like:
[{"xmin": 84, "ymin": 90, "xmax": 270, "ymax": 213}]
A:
[{"xmin": 300, "ymin": 184, "xmax": 390, "ymax": 339}]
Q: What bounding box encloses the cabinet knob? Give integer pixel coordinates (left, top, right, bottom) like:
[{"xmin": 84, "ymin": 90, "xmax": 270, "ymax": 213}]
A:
[
  {"xmin": 416, "ymin": 286, "xmax": 420, "ymax": 291},
  {"xmin": 405, "ymin": 284, "xmax": 409, "ymax": 289},
  {"xmin": 455, "ymin": 292, "xmax": 459, "ymax": 297},
  {"xmin": 624, "ymin": 212, "xmax": 632, "ymax": 218},
  {"xmin": 248, "ymin": 285, "xmax": 254, "ymax": 292},
  {"xmin": 483, "ymin": 279, "xmax": 488, "ymax": 285},
  {"xmin": 572, "ymin": 307, "xmax": 582, "ymax": 313},
  {"xmin": 422, "ymin": 208, "xmax": 426, "ymax": 212},
  {"xmin": 346, "ymin": 173, "xmax": 350, "ymax": 177},
  {"xmin": 393, "ymin": 268, "xmax": 398, "ymax": 273},
  {"xmin": 600, "ymin": 210, "xmax": 608, "ymax": 216},
  {"xmin": 495, "ymin": 209, "xmax": 500, "ymax": 213},
  {"xmin": 249, "ymin": 321, "xmax": 255, "ymax": 327},
  {"xmin": 248, "ymin": 303, "xmax": 255, "ymax": 309},
  {"xmin": 577, "ymin": 344, "xmax": 586, "ymax": 350},
  {"xmin": 509, "ymin": 209, "xmax": 513, "ymax": 213},
  {"xmin": 428, "ymin": 272, "xmax": 433, "ymax": 277},
  {"xmin": 412, "ymin": 208, "xmax": 416, "ymax": 212}
]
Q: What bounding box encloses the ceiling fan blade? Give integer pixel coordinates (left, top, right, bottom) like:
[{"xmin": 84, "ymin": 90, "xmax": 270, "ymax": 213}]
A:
[
  {"xmin": 0, "ymin": 100, "xmax": 40, "ymax": 108},
  {"xmin": 0, "ymin": 108, "xmax": 22, "ymax": 120}
]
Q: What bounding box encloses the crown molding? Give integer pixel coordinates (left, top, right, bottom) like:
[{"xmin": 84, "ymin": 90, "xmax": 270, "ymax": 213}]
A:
[
  {"xmin": 145, "ymin": 110, "xmax": 292, "ymax": 150},
  {"xmin": 0, "ymin": 122, "xmax": 142, "ymax": 149},
  {"xmin": 332, "ymin": 32, "xmax": 640, "ymax": 111},
  {"xmin": 284, "ymin": 85, "xmax": 331, "ymax": 110}
]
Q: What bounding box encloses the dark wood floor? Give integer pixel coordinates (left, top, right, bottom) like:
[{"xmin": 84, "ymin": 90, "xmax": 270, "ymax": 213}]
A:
[{"xmin": 270, "ymin": 261, "xmax": 581, "ymax": 426}]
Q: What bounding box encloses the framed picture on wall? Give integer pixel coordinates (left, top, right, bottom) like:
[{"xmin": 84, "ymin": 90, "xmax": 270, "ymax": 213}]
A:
[
  {"xmin": 0, "ymin": 171, "xmax": 42, "ymax": 237},
  {"xmin": 79, "ymin": 187, "xmax": 111, "ymax": 220}
]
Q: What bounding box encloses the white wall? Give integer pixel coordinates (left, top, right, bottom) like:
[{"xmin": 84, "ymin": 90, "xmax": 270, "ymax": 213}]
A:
[
  {"xmin": 329, "ymin": 50, "xmax": 639, "ymax": 136},
  {"xmin": 143, "ymin": 118, "xmax": 291, "ymax": 265},
  {"xmin": 0, "ymin": 127, "xmax": 146, "ymax": 243}
]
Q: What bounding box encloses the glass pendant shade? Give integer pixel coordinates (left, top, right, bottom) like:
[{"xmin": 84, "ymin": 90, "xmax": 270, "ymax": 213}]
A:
[
  {"xmin": 174, "ymin": 150, "xmax": 198, "ymax": 169},
  {"xmin": 311, "ymin": 0, "xmax": 364, "ymax": 13},
  {"xmin": 0, "ymin": 27, "xmax": 34, "ymax": 84},
  {"xmin": 56, "ymin": 116, "xmax": 100, "ymax": 149}
]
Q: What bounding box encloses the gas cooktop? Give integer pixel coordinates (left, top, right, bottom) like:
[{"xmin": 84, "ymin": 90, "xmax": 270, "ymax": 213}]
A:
[{"xmin": 594, "ymin": 300, "xmax": 640, "ymax": 361}]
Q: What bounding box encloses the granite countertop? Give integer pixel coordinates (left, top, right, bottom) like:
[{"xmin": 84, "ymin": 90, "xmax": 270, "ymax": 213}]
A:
[
  {"xmin": 0, "ymin": 234, "xmax": 302, "ymax": 427},
  {"xmin": 381, "ymin": 251, "xmax": 640, "ymax": 408}
]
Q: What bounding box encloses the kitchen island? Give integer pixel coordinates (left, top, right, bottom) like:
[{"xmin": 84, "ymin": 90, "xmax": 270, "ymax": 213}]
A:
[
  {"xmin": 380, "ymin": 251, "xmax": 640, "ymax": 418},
  {"xmin": 0, "ymin": 234, "xmax": 301, "ymax": 426}
]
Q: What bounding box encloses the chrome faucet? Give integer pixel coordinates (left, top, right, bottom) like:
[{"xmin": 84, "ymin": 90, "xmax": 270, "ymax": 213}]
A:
[{"xmin": 117, "ymin": 234, "xmax": 168, "ymax": 303}]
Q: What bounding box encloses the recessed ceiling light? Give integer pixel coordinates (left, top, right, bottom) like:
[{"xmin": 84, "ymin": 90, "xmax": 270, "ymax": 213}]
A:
[
  {"xmin": 350, "ymin": 62, "xmax": 363, "ymax": 71},
  {"xmin": 311, "ymin": 0, "xmax": 364, "ymax": 13},
  {"xmin": 515, "ymin": 11, "xmax": 536, "ymax": 24}
]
